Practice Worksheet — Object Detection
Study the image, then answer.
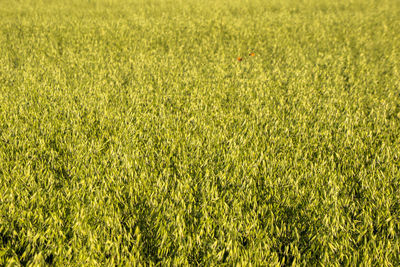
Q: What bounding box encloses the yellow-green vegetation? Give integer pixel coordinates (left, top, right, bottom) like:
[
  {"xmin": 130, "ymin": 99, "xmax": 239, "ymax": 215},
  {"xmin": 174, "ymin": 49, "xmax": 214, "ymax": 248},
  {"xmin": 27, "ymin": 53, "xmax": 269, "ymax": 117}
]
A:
[{"xmin": 1, "ymin": 0, "xmax": 400, "ymax": 265}]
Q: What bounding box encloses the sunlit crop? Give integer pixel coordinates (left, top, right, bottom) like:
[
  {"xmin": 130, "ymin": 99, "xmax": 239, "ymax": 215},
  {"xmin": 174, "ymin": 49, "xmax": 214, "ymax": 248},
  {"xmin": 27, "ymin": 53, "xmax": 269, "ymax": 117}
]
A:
[{"xmin": 1, "ymin": 0, "xmax": 400, "ymax": 265}]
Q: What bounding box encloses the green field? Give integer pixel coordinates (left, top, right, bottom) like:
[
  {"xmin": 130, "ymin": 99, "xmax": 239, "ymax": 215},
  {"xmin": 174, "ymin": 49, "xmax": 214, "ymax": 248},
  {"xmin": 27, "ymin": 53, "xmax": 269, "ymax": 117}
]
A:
[{"xmin": 1, "ymin": 0, "xmax": 400, "ymax": 265}]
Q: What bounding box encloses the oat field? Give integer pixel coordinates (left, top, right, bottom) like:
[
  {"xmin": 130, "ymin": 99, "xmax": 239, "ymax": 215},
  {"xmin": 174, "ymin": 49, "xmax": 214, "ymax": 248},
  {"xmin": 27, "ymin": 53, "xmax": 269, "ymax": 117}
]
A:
[{"xmin": 1, "ymin": 0, "xmax": 400, "ymax": 265}]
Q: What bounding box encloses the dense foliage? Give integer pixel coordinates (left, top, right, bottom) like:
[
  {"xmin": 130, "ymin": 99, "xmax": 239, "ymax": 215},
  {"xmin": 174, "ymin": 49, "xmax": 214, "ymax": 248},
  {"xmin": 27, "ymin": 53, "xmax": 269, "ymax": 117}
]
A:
[{"xmin": 1, "ymin": 0, "xmax": 400, "ymax": 265}]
